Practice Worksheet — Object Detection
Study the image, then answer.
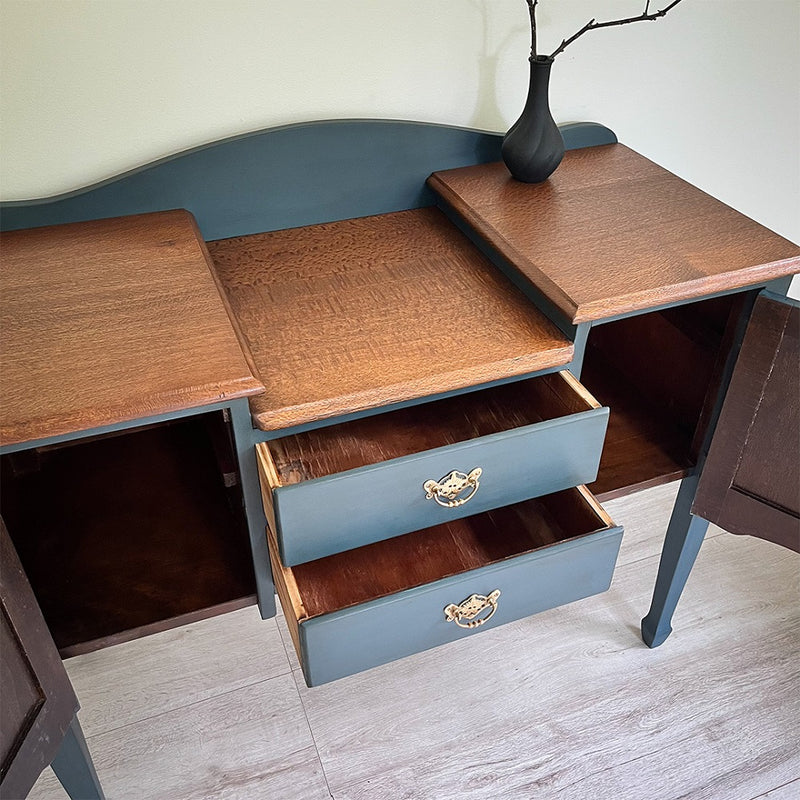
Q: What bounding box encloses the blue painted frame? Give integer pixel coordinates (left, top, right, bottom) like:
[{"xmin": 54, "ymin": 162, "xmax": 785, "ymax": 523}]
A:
[{"xmin": 50, "ymin": 718, "xmax": 105, "ymax": 800}]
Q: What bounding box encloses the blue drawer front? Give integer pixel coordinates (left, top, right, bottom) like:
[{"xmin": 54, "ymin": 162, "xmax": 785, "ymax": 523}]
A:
[
  {"xmin": 298, "ymin": 524, "xmax": 623, "ymax": 686},
  {"xmin": 274, "ymin": 406, "xmax": 608, "ymax": 565}
]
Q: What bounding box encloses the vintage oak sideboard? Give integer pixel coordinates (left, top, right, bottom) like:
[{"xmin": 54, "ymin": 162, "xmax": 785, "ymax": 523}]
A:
[{"xmin": 1, "ymin": 121, "xmax": 798, "ymax": 704}]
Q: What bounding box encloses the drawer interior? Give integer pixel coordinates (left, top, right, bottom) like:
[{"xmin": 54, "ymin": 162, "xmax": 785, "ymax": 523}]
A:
[
  {"xmin": 265, "ymin": 370, "xmax": 599, "ymax": 487},
  {"xmin": 271, "ymin": 485, "xmax": 614, "ymax": 639}
]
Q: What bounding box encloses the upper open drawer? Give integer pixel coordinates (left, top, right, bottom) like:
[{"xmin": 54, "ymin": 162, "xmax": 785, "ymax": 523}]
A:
[{"xmin": 257, "ymin": 370, "xmax": 608, "ymax": 565}]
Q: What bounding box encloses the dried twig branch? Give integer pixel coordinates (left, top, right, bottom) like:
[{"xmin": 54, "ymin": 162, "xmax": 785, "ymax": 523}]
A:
[
  {"xmin": 525, "ymin": 0, "xmax": 539, "ymax": 59},
  {"xmin": 547, "ymin": 0, "xmax": 685, "ymax": 59}
]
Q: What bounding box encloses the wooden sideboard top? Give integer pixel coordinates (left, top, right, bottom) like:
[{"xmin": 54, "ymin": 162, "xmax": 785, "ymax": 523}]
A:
[
  {"xmin": 0, "ymin": 210, "xmax": 263, "ymax": 446},
  {"xmin": 208, "ymin": 207, "xmax": 573, "ymax": 431},
  {"xmin": 429, "ymin": 144, "xmax": 800, "ymax": 324}
]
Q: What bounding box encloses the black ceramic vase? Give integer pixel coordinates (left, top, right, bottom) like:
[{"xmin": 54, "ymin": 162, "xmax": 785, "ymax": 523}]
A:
[{"xmin": 501, "ymin": 56, "xmax": 564, "ymax": 183}]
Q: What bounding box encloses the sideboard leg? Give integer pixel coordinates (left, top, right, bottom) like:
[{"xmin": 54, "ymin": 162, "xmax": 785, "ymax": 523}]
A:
[
  {"xmin": 641, "ymin": 475, "xmax": 709, "ymax": 648},
  {"xmin": 229, "ymin": 399, "xmax": 276, "ymax": 619},
  {"xmin": 51, "ymin": 717, "xmax": 105, "ymax": 800}
]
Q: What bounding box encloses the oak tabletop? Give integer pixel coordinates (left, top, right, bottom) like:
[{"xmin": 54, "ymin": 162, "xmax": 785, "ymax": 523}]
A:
[
  {"xmin": 0, "ymin": 210, "xmax": 263, "ymax": 446},
  {"xmin": 429, "ymin": 144, "xmax": 800, "ymax": 324},
  {"xmin": 208, "ymin": 207, "xmax": 573, "ymax": 431}
]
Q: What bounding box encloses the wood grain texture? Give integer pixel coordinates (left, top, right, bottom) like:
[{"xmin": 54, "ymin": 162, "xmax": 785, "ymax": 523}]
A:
[
  {"xmin": 273, "ymin": 487, "xmax": 607, "ymax": 620},
  {"xmin": 429, "ymin": 145, "xmax": 800, "ymax": 324},
  {"xmin": 267, "ymin": 371, "xmax": 597, "ymax": 484},
  {"xmin": 694, "ymin": 295, "xmax": 800, "ymax": 550},
  {"xmin": 208, "ymin": 207, "xmax": 573, "ymax": 431},
  {"xmin": 587, "ymin": 304, "xmax": 727, "ymax": 439},
  {"xmin": 752, "ymin": 781, "xmax": 800, "ymax": 800},
  {"xmin": 0, "ymin": 210, "xmax": 263, "ymax": 447},
  {"xmin": 267, "ymin": 524, "xmax": 306, "ymax": 659}
]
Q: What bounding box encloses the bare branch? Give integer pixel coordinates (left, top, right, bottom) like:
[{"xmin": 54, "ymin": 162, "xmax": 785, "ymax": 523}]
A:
[
  {"xmin": 548, "ymin": 0, "xmax": 685, "ymax": 59},
  {"xmin": 526, "ymin": 0, "xmax": 539, "ymax": 59}
]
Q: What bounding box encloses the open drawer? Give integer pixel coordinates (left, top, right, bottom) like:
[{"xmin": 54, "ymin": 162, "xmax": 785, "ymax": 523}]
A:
[
  {"xmin": 257, "ymin": 371, "xmax": 608, "ymax": 565},
  {"xmin": 270, "ymin": 485, "xmax": 622, "ymax": 686}
]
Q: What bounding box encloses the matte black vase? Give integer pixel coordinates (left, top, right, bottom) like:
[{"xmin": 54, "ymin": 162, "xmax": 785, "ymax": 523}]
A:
[{"xmin": 501, "ymin": 56, "xmax": 565, "ymax": 183}]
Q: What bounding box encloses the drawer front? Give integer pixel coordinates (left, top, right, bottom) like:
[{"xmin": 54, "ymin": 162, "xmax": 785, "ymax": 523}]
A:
[
  {"xmin": 297, "ymin": 525, "xmax": 622, "ymax": 686},
  {"xmin": 261, "ymin": 405, "xmax": 608, "ymax": 566},
  {"xmin": 285, "ymin": 520, "xmax": 623, "ymax": 687}
]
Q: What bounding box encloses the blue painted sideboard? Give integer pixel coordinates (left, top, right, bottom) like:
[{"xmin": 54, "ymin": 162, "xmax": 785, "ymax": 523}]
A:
[{"xmin": 1, "ymin": 120, "xmax": 798, "ymax": 689}]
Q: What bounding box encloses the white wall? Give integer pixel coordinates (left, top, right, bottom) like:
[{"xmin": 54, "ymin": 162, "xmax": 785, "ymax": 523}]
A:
[{"xmin": 1, "ymin": 1, "xmax": 798, "ymax": 267}]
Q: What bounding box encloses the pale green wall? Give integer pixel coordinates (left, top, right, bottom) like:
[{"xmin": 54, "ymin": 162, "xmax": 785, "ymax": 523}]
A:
[{"xmin": 1, "ymin": 1, "xmax": 798, "ymax": 261}]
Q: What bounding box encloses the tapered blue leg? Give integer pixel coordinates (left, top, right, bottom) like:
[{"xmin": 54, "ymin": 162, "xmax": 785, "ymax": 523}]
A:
[
  {"xmin": 641, "ymin": 476, "xmax": 710, "ymax": 647},
  {"xmin": 51, "ymin": 717, "xmax": 105, "ymax": 800}
]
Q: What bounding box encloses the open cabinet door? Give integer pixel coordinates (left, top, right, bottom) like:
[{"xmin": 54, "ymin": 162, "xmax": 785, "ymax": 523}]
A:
[
  {"xmin": 0, "ymin": 519, "xmax": 104, "ymax": 799},
  {"xmin": 692, "ymin": 292, "xmax": 800, "ymax": 551}
]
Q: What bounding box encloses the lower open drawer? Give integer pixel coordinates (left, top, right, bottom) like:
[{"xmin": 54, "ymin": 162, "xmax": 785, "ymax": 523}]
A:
[{"xmin": 270, "ymin": 485, "xmax": 622, "ymax": 686}]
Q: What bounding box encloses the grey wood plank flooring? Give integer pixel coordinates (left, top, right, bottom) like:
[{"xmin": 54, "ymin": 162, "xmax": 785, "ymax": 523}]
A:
[
  {"xmin": 60, "ymin": 606, "xmax": 291, "ymax": 737},
  {"xmin": 28, "ymin": 484, "xmax": 799, "ymax": 800}
]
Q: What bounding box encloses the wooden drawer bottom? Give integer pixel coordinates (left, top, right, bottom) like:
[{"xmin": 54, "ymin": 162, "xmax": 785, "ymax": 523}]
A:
[{"xmin": 269, "ymin": 486, "xmax": 622, "ymax": 686}]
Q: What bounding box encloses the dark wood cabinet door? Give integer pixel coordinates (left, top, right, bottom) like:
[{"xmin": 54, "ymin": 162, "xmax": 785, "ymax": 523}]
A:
[
  {"xmin": 0, "ymin": 519, "xmax": 78, "ymax": 799},
  {"xmin": 693, "ymin": 293, "xmax": 800, "ymax": 551}
]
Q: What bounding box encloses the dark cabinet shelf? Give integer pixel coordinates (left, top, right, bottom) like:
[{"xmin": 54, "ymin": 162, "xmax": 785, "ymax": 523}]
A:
[
  {"xmin": 1, "ymin": 414, "xmax": 256, "ymax": 657},
  {"xmin": 582, "ymin": 295, "xmax": 741, "ymax": 500}
]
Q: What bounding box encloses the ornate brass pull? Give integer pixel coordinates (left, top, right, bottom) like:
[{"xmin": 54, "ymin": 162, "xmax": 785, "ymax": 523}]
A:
[
  {"xmin": 423, "ymin": 467, "xmax": 482, "ymax": 508},
  {"xmin": 444, "ymin": 589, "xmax": 501, "ymax": 629}
]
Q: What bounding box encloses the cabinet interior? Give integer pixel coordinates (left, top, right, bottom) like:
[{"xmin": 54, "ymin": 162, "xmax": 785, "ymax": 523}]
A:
[
  {"xmin": 0, "ymin": 413, "xmax": 256, "ymax": 657},
  {"xmin": 582, "ymin": 294, "xmax": 743, "ymax": 500}
]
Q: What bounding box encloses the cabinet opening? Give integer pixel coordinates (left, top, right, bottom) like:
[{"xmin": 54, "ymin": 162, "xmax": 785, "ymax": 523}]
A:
[
  {"xmin": 0, "ymin": 413, "xmax": 256, "ymax": 657},
  {"xmin": 581, "ymin": 293, "xmax": 745, "ymax": 500}
]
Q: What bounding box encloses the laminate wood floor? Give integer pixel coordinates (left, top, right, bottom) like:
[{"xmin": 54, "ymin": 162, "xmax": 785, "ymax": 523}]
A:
[{"xmin": 29, "ymin": 484, "xmax": 799, "ymax": 800}]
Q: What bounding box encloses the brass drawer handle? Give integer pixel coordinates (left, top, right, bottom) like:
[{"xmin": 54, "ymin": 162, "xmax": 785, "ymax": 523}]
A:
[
  {"xmin": 444, "ymin": 590, "xmax": 501, "ymax": 629},
  {"xmin": 423, "ymin": 467, "xmax": 482, "ymax": 508}
]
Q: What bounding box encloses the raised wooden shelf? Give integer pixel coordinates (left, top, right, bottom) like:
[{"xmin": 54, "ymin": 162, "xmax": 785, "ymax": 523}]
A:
[
  {"xmin": 429, "ymin": 145, "xmax": 800, "ymax": 324},
  {"xmin": 1, "ymin": 416, "xmax": 257, "ymax": 657},
  {"xmin": 208, "ymin": 207, "xmax": 573, "ymax": 431},
  {"xmin": 0, "ymin": 210, "xmax": 264, "ymax": 447}
]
